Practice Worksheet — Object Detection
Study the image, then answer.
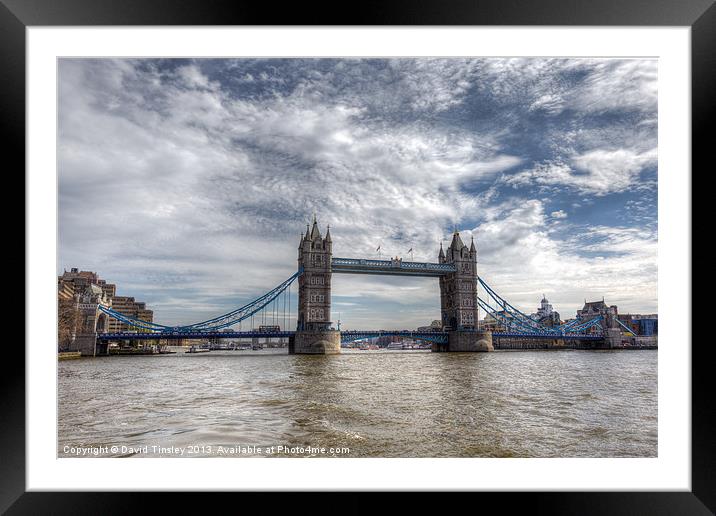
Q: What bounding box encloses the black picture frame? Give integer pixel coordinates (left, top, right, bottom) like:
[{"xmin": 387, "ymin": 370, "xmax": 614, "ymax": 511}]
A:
[{"xmin": 6, "ymin": 0, "xmax": 711, "ymax": 513}]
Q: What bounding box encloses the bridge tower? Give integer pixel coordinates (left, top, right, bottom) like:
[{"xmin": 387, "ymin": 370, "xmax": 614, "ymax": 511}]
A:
[
  {"xmin": 436, "ymin": 231, "xmax": 493, "ymax": 352},
  {"xmin": 72, "ymin": 284, "xmax": 110, "ymax": 356},
  {"xmin": 292, "ymin": 215, "xmax": 341, "ymax": 354},
  {"xmin": 439, "ymin": 231, "xmax": 480, "ymax": 330}
]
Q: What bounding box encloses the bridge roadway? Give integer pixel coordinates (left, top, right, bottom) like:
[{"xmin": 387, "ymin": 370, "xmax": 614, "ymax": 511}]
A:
[
  {"xmin": 97, "ymin": 330, "xmax": 604, "ymax": 342},
  {"xmin": 331, "ymin": 257, "xmax": 455, "ymax": 277}
]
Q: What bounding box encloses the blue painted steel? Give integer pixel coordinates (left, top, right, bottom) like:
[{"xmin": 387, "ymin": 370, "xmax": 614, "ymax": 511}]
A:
[
  {"xmin": 556, "ymin": 318, "xmax": 583, "ymax": 331},
  {"xmin": 98, "ymin": 330, "xmax": 296, "ymax": 341},
  {"xmin": 178, "ymin": 270, "xmax": 300, "ymax": 331},
  {"xmin": 332, "ymin": 257, "xmax": 455, "ymax": 277},
  {"xmin": 478, "ymin": 277, "xmax": 540, "ymax": 322},
  {"xmin": 477, "ymin": 277, "xmax": 546, "ymax": 331},
  {"xmin": 568, "ymin": 316, "xmax": 604, "ymax": 333},
  {"xmin": 97, "ymin": 305, "xmax": 167, "ymax": 332},
  {"xmin": 98, "ymin": 271, "xmax": 300, "ymax": 333},
  {"xmin": 98, "ymin": 329, "xmax": 603, "ymax": 343},
  {"xmin": 97, "ymin": 259, "xmax": 607, "ymax": 340},
  {"xmin": 615, "ymin": 318, "xmax": 637, "ymax": 334},
  {"xmin": 477, "ymin": 296, "xmax": 556, "ymax": 334},
  {"xmin": 478, "ymin": 296, "xmax": 604, "ymax": 337},
  {"xmin": 476, "ymin": 275, "xmax": 606, "ymax": 337}
]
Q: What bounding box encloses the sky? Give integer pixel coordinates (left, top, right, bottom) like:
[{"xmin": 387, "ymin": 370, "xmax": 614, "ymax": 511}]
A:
[{"xmin": 58, "ymin": 58, "xmax": 658, "ymax": 330}]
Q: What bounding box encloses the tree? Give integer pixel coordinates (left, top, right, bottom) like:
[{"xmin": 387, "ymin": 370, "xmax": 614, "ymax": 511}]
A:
[{"xmin": 58, "ymin": 298, "xmax": 78, "ymax": 351}]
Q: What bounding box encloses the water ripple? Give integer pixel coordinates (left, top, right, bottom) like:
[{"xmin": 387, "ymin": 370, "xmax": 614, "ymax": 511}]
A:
[{"xmin": 58, "ymin": 349, "xmax": 657, "ymax": 458}]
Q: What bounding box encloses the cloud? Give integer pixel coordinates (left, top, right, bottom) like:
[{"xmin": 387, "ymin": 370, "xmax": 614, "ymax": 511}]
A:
[
  {"xmin": 503, "ymin": 148, "xmax": 657, "ymax": 196},
  {"xmin": 476, "ymin": 58, "xmax": 657, "ymax": 116},
  {"xmin": 569, "ymin": 59, "xmax": 657, "ymax": 114},
  {"xmin": 472, "ymin": 200, "xmax": 657, "ymax": 316},
  {"xmin": 58, "ymin": 57, "xmax": 658, "ymax": 328}
]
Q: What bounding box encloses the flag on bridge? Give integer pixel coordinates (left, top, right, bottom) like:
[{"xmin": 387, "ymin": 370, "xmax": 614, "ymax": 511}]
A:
[
  {"xmin": 376, "ymin": 245, "xmax": 381, "ymax": 251},
  {"xmin": 407, "ymin": 248, "xmax": 413, "ymax": 253}
]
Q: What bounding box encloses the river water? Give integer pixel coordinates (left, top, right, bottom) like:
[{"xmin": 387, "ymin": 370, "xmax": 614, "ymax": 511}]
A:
[{"xmin": 58, "ymin": 349, "xmax": 657, "ymax": 458}]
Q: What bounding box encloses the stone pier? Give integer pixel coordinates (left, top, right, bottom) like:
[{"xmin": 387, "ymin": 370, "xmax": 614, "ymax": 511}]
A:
[
  {"xmin": 432, "ymin": 330, "xmax": 493, "ymax": 352},
  {"xmin": 74, "ymin": 333, "xmax": 99, "ymax": 356},
  {"xmin": 291, "ymin": 330, "xmax": 341, "ymax": 354},
  {"xmin": 604, "ymin": 328, "xmax": 623, "ymax": 348}
]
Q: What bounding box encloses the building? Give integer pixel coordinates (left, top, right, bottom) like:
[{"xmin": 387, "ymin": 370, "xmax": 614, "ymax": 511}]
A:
[
  {"xmin": 576, "ymin": 299, "xmax": 619, "ymax": 334},
  {"xmin": 618, "ymin": 313, "xmax": 658, "ymax": 336},
  {"xmin": 58, "ymin": 278, "xmax": 75, "ymax": 301},
  {"xmin": 632, "ymin": 314, "xmax": 658, "ymax": 336},
  {"xmin": 417, "ymin": 320, "xmax": 442, "ymax": 332},
  {"xmin": 107, "ymin": 296, "xmax": 154, "ymax": 333},
  {"xmin": 531, "ymin": 295, "xmax": 561, "ymax": 327},
  {"xmin": 58, "ymin": 268, "xmax": 116, "ymax": 301},
  {"xmin": 58, "ymin": 269, "xmax": 118, "ymax": 351},
  {"xmin": 57, "ymin": 268, "xmax": 155, "ymax": 351},
  {"xmin": 57, "ymin": 282, "xmax": 113, "ymax": 354},
  {"xmin": 577, "ymin": 299, "xmax": 618, "ymax": 320}
]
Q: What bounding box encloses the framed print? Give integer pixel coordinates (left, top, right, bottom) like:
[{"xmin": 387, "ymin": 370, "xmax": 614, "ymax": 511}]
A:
[{"xmin": 7, "ymin": 0, "xmax": 712, "ymax": 513}]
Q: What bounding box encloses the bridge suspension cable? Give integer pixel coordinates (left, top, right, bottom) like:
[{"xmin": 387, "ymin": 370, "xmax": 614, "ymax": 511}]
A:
[
  {"xmin": 477, "ymin": 277, "xmax": 605, "ymax": 336},
  {"xmin": 98, "ymin": 270, "xmax": 301, "ymax": 333},
  {"xmin": 99, "ymin": 266, "xmax": 606, "ymax": 338}
]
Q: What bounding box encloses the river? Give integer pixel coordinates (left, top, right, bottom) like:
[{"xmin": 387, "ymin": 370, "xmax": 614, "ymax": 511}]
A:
[{"xmin": 58, "ymin": 349, "xmax": 657, "ymax": 458}]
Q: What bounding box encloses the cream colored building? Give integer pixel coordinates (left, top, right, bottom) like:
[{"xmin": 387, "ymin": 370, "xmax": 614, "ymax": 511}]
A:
[{"xmin": 107, "ymin": 296, "xmax": 154, "ymax": 333}]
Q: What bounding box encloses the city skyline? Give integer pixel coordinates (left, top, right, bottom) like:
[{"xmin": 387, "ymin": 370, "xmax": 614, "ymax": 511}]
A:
[{"xmin": 58, "ymin": 57, "xmax": 658, "ymax": 329}]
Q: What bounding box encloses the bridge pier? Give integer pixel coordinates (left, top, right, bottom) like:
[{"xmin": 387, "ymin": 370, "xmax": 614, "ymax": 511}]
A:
[
  {"xmin": 288, "ymin": 334, "xmax": 295, "ymax": 354},
  {"xmin": 74, "ymin": 333, "xmax": 99, "ymax": 356},
  {"xmin": 604, "ymin": 328, "xmax": 623, "ymax": 348},
  {"xmin": 433, "ymin": 330, "xmax": 493, "ymax": 352},
  {"xmin": 291, "ymin": 330, "xmax": 341, "ymax": 354}
]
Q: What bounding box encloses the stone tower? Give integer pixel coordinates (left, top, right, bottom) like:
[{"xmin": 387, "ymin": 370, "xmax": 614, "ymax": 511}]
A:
[
  {"xmin": 436, "ymin": 231, "xmax": 492, "ymax": 352},
  {"xmin": 292, "ymin": 215, "xmax": 341, "ymax": 353},
  {"xmin": 439, "ymin": 231, "xmax": 479, "ymax": 330},
  {"xmin": 73, "ymin": 283, "xmax": 111, "ymax": 356},
  {"xmin": 297, "ymin": 215, "xmax": 333, "ymax": 331}
]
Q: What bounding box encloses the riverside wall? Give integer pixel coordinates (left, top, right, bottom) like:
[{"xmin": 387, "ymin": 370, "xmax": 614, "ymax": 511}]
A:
[{"xmin": 493, "ymin": 335, "xmax": 657, "ymax": 350}]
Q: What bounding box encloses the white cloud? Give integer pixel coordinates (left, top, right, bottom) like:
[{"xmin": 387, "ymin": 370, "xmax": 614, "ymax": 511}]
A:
[
  {"xmin": 477, "ymin": 58, "xmax": 657, "ymax": 116},
  {"xmin": 58, "ymin": 58, "xmax": 523, "ymax": 326},
  {"xmin": 472, "ymin": 200, "xmax": 657, "ymax": 317},
  {"xmin": 58, "ymin": 58, "xmax": 658, "ymax": 328},
  {"xmin": 176, "ymin": 64, "xmax": 214, "ymax": 89},
  {"xmin": 504, "ymin": 148, "xmax": 657, "ymax": 196},
  {"xmin": 570, "ymin": 59, "xmax": 657, "ymax": 114}
]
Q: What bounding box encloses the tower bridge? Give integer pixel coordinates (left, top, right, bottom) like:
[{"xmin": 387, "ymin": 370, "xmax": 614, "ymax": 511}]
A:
[
  {"xmin": 292, "ymin": 216, "xmax": 488, "ymax": 353},
  {"xmin": 78, "ymin": 216, "xmax": 616, "ymax": 356}
]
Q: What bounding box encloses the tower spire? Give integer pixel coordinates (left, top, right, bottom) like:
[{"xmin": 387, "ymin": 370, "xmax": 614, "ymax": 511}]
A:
[
  {"xmin": 309, "ymin": 214, "xmax": 321, "ymax": 240},
  {"xmin": 449, "ymin": 230, "xmax": 465, "ymax": 251}
]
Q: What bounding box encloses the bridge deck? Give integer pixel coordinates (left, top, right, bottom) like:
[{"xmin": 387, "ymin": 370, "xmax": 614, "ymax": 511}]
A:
[
  {"xmin": 97, "ymin": 331, "xmax": 295, "ymax": 341},
  {"xmin": 97, "ymin": 329, "xmax": 604, "ymax": 341},
  {"xmin": 331, "ymin": 257, "xmax": 455, "ymax": 277}
]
